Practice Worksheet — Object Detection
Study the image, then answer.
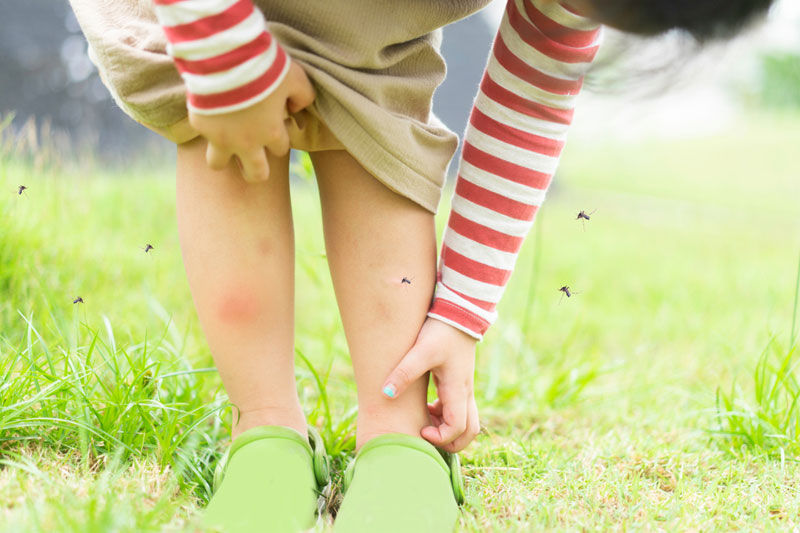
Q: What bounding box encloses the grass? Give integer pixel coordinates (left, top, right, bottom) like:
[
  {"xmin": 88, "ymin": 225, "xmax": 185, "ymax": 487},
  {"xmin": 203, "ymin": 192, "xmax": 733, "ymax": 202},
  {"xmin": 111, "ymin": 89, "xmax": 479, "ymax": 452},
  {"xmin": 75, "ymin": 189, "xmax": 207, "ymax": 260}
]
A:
[
  {"xmin": 711, "ymin": 250, "xmax": 800, "ymax": 460},
  {"xmin": 1, "ymin": 308, "xmax": 227, "ymax": 495},
  {"xmin": 713, "ymin": 339, "xmax": 800, "ymax": 459},
  {"xmin": 1, "ymin": 112, "xmax": 800, "ymax": 530}
]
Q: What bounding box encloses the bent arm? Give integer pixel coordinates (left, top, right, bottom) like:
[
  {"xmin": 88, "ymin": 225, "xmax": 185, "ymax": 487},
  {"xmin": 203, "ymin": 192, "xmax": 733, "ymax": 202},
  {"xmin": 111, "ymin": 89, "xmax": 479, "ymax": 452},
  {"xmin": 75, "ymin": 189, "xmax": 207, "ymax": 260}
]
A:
[
  {"xmin": 427, "ymin": 0, "xmax": 602, "ymax": 339},
  {"xmin": 152, "ymin": 0, "xmax": 289, "ymax": 115}
]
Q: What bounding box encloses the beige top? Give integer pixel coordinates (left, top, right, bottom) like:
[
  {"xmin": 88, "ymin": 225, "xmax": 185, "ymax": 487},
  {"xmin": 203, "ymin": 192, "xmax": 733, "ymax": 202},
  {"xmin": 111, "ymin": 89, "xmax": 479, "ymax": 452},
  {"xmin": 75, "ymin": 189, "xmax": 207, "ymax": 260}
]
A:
[{"xmin": 68, "ymin": 0, "xmax": 493, "ymax": 212}]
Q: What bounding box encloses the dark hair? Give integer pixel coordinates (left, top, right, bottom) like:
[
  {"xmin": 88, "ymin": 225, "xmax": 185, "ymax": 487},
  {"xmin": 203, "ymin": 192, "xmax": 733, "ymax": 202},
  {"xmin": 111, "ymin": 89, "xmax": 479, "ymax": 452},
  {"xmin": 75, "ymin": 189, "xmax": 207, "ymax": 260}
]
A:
[{"xmin": 591, "ymin": 0, "xmax": 776, "ymax": 41}]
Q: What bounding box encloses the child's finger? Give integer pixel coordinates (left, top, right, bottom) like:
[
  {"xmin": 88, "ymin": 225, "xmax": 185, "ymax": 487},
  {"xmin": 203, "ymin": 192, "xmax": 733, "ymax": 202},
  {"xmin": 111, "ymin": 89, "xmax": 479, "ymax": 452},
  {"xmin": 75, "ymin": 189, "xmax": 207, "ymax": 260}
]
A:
[
  {"xmin": 287, "ymin": 61, "xmax": 316, "ymax": 113},
  {"xmin": 427, "ymin": 400, "xmax": 443, "ymax": 427},
  {"xmin": 238, "ymin": 147, "xmax": 270, "ymax": 183},
  {"xmin": 442, "ymin": 398, "xmax": 480, "ymax": 453},
  {"xmin": 264, "ymin": 126, "xmax": 291, "ymax": 158},
  {"xmin": 206, "ymin": 143, "xmax": 232, "ymax": 171},
  {"xmin": 420, "ymin": 385, "xmax": 467, "ymax": 446},
  {"xmin": 382, "ymin": 344, "xmax": 434, "ymax": 399},
  {"xmin": 427, "ymin": 399, "xmax": 443, "ymax": 417}
]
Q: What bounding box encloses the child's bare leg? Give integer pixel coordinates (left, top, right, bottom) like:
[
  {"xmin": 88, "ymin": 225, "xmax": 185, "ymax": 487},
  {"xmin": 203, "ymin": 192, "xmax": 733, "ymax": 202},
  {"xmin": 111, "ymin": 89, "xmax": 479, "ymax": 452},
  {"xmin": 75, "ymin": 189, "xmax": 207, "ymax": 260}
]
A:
[
  {"xmin": 175, "ymin": 137, "xmax": 305, "ymax": 439},
  {"xmin": 309, "ymin": 150, "xmax": 436, "ymax": 450}
]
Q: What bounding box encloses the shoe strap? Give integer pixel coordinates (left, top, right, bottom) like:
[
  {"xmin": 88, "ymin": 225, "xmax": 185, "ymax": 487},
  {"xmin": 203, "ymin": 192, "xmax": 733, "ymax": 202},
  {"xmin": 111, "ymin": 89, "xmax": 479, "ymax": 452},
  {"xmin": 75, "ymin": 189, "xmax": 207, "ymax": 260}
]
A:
[
  {"xmin": 307, "ymin": 425, "xmax": 331, "ymax": 488},
  {"xmin": 442, "ymin": 450, "xmax": 466, "ymax": 505}
]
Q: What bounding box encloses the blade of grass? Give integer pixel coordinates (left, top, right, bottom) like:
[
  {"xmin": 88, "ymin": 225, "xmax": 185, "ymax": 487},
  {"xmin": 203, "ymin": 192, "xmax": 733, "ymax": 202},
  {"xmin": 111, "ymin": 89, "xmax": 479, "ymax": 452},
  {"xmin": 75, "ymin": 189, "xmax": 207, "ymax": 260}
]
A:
[{"xmin": 791, "ymin": 249, "xmax": 800, "ymax": 348}]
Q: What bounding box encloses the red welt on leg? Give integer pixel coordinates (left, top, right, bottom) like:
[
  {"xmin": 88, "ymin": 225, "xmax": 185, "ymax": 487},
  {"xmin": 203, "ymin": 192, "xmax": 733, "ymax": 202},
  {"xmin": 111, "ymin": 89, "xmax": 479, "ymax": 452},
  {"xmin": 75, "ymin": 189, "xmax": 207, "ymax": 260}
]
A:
[{"xmin": 215, "ymin": 290, "xmax": 263, "ymax": 324}]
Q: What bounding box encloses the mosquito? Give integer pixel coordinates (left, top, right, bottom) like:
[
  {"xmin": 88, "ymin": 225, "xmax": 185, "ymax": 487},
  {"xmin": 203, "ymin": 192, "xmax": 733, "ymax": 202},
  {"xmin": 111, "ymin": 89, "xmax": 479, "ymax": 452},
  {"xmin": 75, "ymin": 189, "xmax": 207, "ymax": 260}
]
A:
[
  {"xmin": 142, "ymin": 244, "xmax": 154, "ymax": 253},
  {"xmin": 576, "ymin": 209, "xmax": 596, "ymax": 230},
  {"xmin": 17, "ymin": 185, "xmax": 27, "ymax": 195},
  {"xmin": 400, "ymin": 276, "xmax": 415, "ymax": 288},
  {"xmin": 558, "ymin": 285, "xmax": 580, "ymax": 304},
  {"xmin": 73, "ymin": 296, "xmax": 84, "ymax": 304}
]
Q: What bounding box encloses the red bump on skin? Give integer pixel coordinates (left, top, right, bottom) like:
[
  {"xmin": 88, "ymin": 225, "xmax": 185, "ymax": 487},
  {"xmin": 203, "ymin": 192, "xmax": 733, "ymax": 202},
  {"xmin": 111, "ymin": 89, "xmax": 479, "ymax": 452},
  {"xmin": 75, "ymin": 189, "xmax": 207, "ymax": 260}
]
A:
[{"xmin": 215, "ymin": 290, "xmax": 262, "ymax": 324}]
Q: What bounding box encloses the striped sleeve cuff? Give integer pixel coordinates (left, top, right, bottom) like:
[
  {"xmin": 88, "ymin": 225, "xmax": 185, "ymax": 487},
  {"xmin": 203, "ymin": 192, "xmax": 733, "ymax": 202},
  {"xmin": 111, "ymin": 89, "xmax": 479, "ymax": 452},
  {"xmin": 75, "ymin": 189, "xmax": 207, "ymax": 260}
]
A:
[
  {"xmin": 153, "ymin": 0, "xmax": 290, "ymax": 115},
  {"xmin": 427, "ymin": 281, "xmax": 499, "ymax": 341}
]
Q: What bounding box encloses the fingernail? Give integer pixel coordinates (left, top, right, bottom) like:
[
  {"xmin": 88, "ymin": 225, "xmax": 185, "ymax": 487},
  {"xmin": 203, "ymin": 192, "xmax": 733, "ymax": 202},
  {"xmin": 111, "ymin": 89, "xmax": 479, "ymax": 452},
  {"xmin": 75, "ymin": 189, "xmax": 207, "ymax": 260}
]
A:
[{"xmin": 382, "ymin": 384, "xmax": 396, "ymax": 398}]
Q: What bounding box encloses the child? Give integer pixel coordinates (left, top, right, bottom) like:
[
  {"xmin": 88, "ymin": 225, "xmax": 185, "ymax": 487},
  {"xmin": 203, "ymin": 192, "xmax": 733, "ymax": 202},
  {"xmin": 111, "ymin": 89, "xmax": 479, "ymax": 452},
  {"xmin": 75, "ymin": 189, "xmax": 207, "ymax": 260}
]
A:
[{"xmin": 67, "ymin": 0, "xmax": 774, "ymax": 530}]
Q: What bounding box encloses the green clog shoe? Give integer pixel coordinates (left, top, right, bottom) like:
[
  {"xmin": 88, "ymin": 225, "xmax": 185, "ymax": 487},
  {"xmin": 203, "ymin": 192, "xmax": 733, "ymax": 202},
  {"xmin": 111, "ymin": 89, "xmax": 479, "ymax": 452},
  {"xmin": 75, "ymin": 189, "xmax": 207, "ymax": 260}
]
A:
[
  {"xmin": 333, "ymin": 433, "xmax": 465, "ymax": 533},
  {"xmin": 204, "ymin": 425, "xmax": 330, "ymax": 532}
]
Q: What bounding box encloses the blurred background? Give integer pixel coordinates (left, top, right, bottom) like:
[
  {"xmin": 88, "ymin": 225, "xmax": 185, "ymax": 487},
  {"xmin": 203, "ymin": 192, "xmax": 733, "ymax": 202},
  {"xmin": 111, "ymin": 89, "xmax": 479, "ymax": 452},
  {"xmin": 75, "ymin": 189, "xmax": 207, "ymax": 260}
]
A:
[
  {"xmin": 2, "ymin": 0, "xmax": 798, "ymax": 166},
  {"xmin": 1, "ymin": 3, "xmax": 799, "ymax": 529}
]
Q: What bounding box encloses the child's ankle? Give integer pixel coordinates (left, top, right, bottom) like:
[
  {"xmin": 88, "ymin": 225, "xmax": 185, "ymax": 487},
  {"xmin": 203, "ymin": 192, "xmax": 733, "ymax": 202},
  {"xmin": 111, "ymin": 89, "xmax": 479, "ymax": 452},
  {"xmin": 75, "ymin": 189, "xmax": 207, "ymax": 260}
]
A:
[
  {"xmin": 232, "ymin": 405, "xmax": 307, "ymax": 440},
  {"xmin": 355, "ymin": 404, "xmax": 429, "ymax": 451}
]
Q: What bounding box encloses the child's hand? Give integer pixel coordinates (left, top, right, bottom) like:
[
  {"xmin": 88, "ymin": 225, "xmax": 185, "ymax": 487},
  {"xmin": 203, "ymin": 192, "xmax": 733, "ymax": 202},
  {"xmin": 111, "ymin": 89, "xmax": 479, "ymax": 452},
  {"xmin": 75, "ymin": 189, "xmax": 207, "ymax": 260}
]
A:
[
  {"xmin": 187, "ymin": 59, "xmax": 315, "ymax": 182},
  {"xmin": 383, "ymin": 318, "xmax": 480, "ymax": 453}
]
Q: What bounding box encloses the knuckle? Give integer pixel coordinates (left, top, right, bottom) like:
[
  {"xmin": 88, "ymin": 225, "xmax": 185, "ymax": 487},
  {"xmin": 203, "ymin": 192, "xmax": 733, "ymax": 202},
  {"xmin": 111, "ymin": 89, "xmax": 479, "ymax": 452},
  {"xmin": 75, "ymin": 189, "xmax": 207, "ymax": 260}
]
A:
[
  {"xmin": 394, "ymin": 366, "xmax": 412, "ymax": 386},
  {"xmin": 213, "ymin": 132, "xmax": 231, "ymax": 149},
  {"xmin": 443, "ymin": 405, "xmax": 455, "ymax": 421},
  {"xmin": 451, "ymin": 419, "xmax": 467, "ymax": 435},
  {"xmin": 469, "ymin": 421, "xmax": 481, "ymax": 437},
  {"xmin": 299, "ymin": 89, "xmax": 315, "ymax": 108},
  {"xmin": 264, "ymin": 126, "xmax": 283, "ymax": 143},
  {"xmin": 426, "ymin": 350, "xmax": 442, "ymax": 366},
  {"xmin": 237, "ymin": 138, "xmax": 257, "ymax": 152},
  {"xmin": 416, "ymin": 348, "xmax": 437, "ymax": 367},
  {"xmin": 272, "ymin": 140, "xmax": 290, "ymax": 157}
]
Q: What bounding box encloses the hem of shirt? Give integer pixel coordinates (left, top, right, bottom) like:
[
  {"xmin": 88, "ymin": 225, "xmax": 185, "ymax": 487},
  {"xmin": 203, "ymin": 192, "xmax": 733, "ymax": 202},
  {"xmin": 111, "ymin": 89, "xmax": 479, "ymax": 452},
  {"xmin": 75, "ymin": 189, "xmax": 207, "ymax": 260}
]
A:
[{"xmin": 311, "ymin": 95, "xmax": 456, "ymax": 215}]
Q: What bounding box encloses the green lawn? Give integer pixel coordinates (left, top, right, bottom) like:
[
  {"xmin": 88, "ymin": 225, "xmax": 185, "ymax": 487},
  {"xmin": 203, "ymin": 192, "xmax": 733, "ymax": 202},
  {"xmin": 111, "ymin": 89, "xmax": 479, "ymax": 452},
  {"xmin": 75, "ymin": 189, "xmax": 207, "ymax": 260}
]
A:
[{"xmin": 1, "ymin": 113, "xmax": 799, "ymax": 531}]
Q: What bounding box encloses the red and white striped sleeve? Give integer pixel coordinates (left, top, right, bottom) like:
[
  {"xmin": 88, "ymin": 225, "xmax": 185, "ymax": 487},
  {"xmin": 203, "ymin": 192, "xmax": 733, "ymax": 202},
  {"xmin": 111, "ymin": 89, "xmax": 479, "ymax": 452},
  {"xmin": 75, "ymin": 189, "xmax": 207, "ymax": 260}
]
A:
[
  {"xmin": 427, "ymin": 0, "xmax": 602, "ymax": 340},
  {"xmin": 152, "ymin": 0, "xmax": 290, "ymax": 115}
]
